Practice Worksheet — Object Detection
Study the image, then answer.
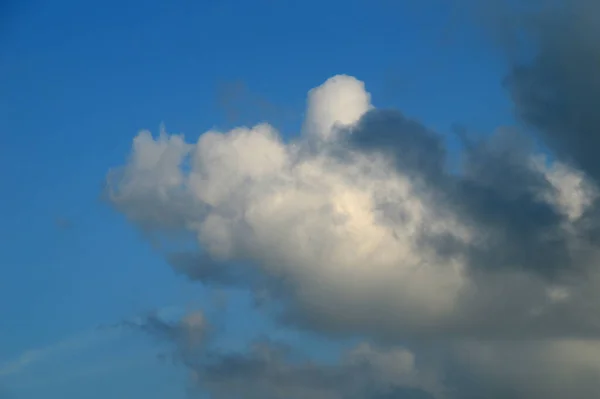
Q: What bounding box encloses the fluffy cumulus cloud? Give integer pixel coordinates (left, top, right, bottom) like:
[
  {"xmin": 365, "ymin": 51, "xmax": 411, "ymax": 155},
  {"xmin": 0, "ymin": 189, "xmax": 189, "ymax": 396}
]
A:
[
  {"xmin": 106, "ymin": 2, "xmax": 600, "ymax": 397},
  {"xmin": 107, "ymin": 74, "xmax": 600, "ymax": 339}
]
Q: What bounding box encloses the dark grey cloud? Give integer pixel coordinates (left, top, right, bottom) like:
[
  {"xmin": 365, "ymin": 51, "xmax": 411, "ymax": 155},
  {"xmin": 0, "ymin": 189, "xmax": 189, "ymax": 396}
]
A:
[
  {"xmin": 346, "ymin": 109, "xmax": 447, "ymax": 183},
  {"xmin": 124, "ymin": 313, "xmax": 439, "ymax": 399},
  {"xmin": 372, "ymin": 0, "xmax": 600, "ymax": 281},
  {"xmin": 497, "ymin": 0, "xmax": 600, "ymax": 182},
  {"xmin": 193, "ymin": 347, "xmax": 436, "ymax": 399},
  {"xmin": 346, "ymin": 109, "xmax": 571, "ymax": 280},
  {"xmin": 123, "ymin": 311, "xmax": 600, "ymax": 399},
  {"xmin": 119, "ymin": 311, "xmax": 208, "ymax": 356}
]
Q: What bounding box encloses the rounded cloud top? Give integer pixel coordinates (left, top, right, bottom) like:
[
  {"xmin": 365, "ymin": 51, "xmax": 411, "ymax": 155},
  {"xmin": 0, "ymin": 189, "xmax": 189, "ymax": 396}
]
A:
[{"xmin": 303, "ymin": 75, "xmax": 373, "ymax": 141}]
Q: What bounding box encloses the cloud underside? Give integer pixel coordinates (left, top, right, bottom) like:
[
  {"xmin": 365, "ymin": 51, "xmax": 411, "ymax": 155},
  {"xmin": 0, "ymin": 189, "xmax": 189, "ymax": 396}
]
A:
[
  {"xmin": 106, "ymin": 2, "xmax": 600, "ymax": 397},
  {"xmin": 127, "ymin": 312, "xmax": 600, "ymax": 399}
]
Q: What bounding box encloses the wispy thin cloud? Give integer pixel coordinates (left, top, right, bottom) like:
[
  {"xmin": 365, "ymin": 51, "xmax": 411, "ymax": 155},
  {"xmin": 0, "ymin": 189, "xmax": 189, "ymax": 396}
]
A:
[{"xmin": 0, "ymin": 329, "xmax": 119, "ymax": 378}]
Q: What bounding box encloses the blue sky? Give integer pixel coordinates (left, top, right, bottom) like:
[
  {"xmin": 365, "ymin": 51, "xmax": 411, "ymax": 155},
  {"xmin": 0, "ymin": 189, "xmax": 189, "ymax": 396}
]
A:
[{"xmin": 0, "ymin": 0, "xmax": 520, "ymax": 397}]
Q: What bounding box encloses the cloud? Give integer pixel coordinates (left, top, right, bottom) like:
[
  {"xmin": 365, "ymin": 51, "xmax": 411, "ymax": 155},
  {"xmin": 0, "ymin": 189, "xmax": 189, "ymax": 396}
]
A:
[
  {"xmin": 303, "ymin": 75, "xmax": 373, "ymax": 142},
  {"xmin": 478, "ymin": 0, "xmax": 600, "ymax": 183},
  {"xmin": 445, "ymin": 339, "xmax": 600, "ymax": 399},
  {"xmin": 0, "ymin": 329, "xmax": 120, "ymax": 378},
  {"xmin": 120, "ymin": 310, "xmax": 208, "ymax": 356},
  {"xmin": 106, "ymin": 73, "xmax": 600, "ymax": 341},
  {"xmin": 125, "ymin": 311, "xmax": 443, "ymax": 399},
  {"xmin": 125, "ymin": 310, "xmax": 600, "ymax": 399},
  {"xmin": 0, "ymin": 326, "xmax": 154, "ymax": 394},
  {"xmin": 105, "ymin": 4, "xmax": 600, "ymax": 396}
]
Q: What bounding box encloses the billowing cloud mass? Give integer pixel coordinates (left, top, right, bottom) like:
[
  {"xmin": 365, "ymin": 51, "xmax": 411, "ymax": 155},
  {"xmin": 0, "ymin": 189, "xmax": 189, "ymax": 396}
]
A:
[
  {"xmin": 107, "ymin": 74, "xmax": 600, "ymax": 340},
  {"xmin": 106, "ymin": 2, "xmax": 600, "ymax": 397}
]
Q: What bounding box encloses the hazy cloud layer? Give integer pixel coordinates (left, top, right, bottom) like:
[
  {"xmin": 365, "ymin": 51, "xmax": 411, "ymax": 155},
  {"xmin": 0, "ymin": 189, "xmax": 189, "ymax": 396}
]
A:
[
  {"xmin": 125, "ymin": 309, "xmax": 600, "ymax": 399},
  {"xmin": 125, "ymin": 312, "xmax": 443, "ymax": 399}
]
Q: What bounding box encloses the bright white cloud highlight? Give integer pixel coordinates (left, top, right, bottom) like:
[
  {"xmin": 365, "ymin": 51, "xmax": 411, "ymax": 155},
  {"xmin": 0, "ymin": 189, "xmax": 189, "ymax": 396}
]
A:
[{"xmin": 303, "ymin": 75, "xmax": 372, "ymax": 141}]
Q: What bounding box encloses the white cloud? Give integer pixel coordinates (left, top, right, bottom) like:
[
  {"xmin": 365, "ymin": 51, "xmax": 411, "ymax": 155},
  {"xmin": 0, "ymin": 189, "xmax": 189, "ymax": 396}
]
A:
[
  {"xmin": 532, "ymin": 154, "xmax": 598, "ymax": 221},
  {"xmin": 303, "ymin": 75, "xmax": 373, "ymax": 141},
  {"xmin": 108, "ymin": 74, "xmax": 600, "ymax": 340},
  {"xmin": 108, "ymin": 75, "xmax": 477, "ymax": 336},
  {"xmin": 107, "ymin": 74, "xmax": 600, "ymax": 398}
]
